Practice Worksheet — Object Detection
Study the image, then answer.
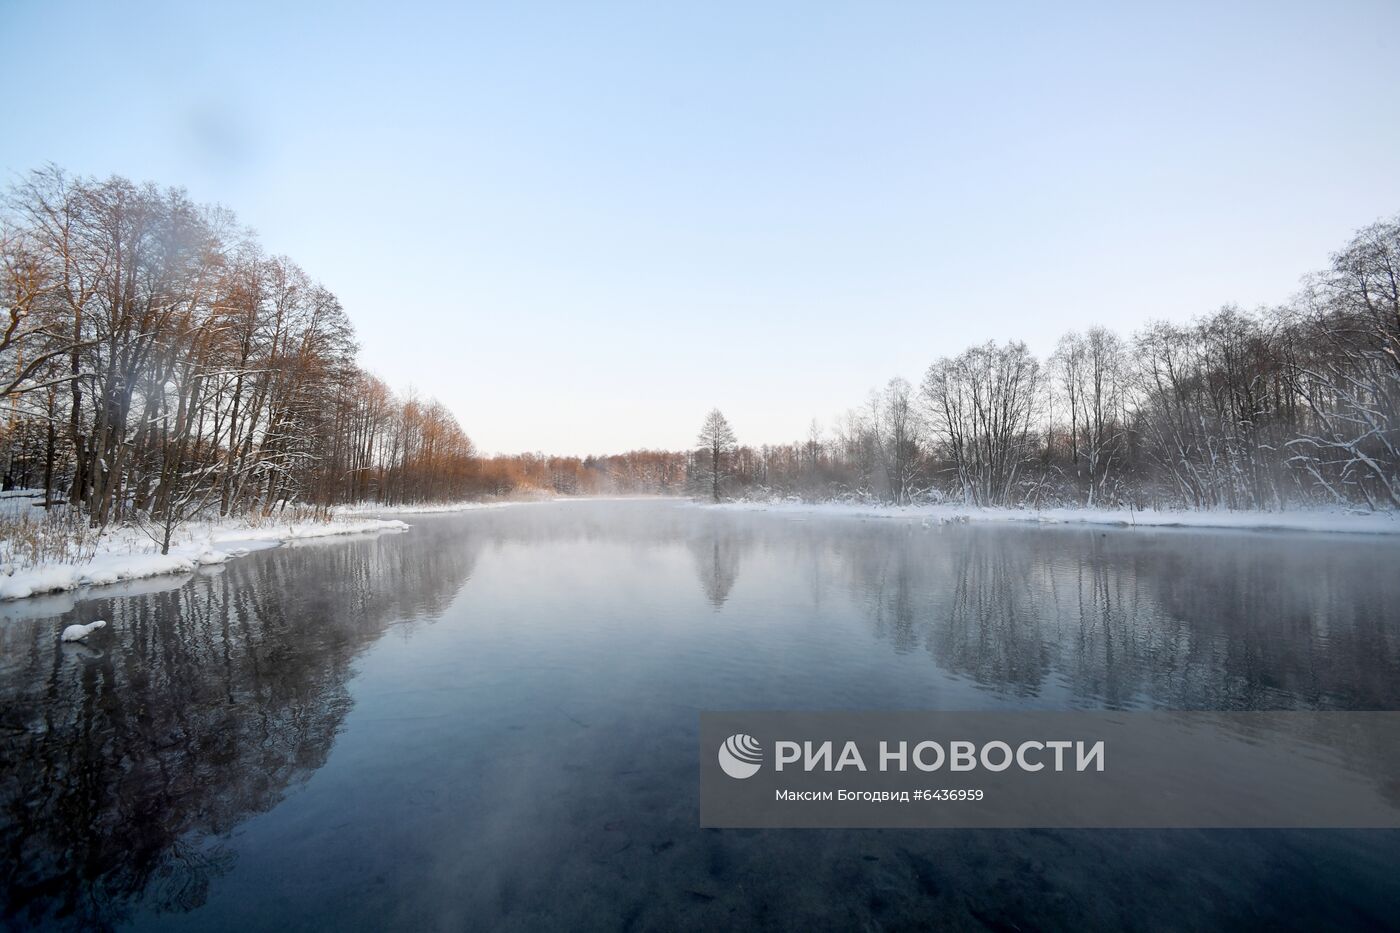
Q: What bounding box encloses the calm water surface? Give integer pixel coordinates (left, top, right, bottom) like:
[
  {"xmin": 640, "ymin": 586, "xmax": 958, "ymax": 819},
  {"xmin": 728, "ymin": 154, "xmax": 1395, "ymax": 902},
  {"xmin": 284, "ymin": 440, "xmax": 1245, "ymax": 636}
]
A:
[{"xmin": 3, "ymin": 500, "xmax": 1400, "ymax": 931}]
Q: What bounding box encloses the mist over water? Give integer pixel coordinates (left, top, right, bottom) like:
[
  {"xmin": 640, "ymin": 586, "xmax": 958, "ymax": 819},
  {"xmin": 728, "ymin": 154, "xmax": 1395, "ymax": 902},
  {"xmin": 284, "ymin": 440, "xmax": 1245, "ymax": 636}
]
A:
[{"xmin": 3, "ymin": 501, "xmax": 1399, "ymax": 930}]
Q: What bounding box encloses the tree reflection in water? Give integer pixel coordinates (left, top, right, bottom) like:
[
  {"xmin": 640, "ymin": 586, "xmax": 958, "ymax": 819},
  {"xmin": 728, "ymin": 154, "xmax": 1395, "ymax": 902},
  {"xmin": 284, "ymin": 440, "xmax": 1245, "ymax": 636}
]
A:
[
  {"xmin": 831, "ymin": 523, "xmax": 1400, "ymax": 710},
  {"xmin": 0, "ymin": 528, "xmax": 479, "ymax": 930},
  {"xmin": 687, "ymin": 516, "xmax": 748, "ymax": 610}
]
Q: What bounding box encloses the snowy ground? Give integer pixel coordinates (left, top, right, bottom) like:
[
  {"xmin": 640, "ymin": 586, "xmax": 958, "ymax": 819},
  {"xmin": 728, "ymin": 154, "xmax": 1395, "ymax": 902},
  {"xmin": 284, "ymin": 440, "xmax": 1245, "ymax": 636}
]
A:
[
  {"xmin": 333, "ymin": 500, "xmax": 523, "ymax": 516},
  {"xmin": 0, "ymin": 494, "xmax": 565, "ymax": 603},
  {"xmin": 0, "ymin": 515, "xmax": 409, "ymax": 601},
  {"xmin": 332, "ymin": 496, "xmax": 668, "ymax": 516},
  {"xmin": 703, "ymin": 499, "xmax": 1400, "ymax": 535}
]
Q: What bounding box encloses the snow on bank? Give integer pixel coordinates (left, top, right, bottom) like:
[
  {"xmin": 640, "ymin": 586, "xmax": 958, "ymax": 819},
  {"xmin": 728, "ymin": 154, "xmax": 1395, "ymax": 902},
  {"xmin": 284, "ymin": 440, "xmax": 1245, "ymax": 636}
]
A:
[
  {"xmin": 704, "ymin": 500, "xmax": 1400, "ymax": 536},
  {"xmin": 333, "ymin": 500, "xmax": 523, "ymax": 517},
  {"xmin": 0, "ymin": 517, "xmax": 409, "ymax": 601},
  {"xmin": 333, "ymin": 496, "xmax": 674, "ymax": 517}
]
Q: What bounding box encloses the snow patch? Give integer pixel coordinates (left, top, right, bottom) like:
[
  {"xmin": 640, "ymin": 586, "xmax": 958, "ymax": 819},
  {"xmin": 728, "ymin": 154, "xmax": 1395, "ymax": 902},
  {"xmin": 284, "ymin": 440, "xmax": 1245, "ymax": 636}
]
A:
[
  {"xmin": 61, "ymin": 620, "xmax": 107, "ymax": 641},
  {"xmin": 0, "ymin": 518, "xmax": 410, "ymax": 602},
  {"xmin": 703, "ymin": 500, "xmax": 1400, "ymax": 536},
  {"xmin": 333, "ymin": 500, "xmax": 521, "ymax": 517}
]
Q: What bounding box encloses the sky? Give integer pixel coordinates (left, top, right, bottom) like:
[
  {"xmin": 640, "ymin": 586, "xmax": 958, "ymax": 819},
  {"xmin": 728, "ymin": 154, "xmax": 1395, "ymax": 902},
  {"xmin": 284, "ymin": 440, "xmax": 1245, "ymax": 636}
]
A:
[{"xmin": 3, "ymin": 0, "xmax": 1399, "ymax": 455}]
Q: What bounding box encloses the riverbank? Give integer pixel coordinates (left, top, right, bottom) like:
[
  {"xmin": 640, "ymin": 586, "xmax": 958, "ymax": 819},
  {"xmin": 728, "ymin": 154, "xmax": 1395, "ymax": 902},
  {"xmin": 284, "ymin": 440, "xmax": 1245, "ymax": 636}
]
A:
[
  {"xmin": 0, "ymin": 515, "xmax": 409, "ymax": 601},
  {"xmin": 0, "ymin": 490, "xmax": 571, "ymax": 602},
  {"xmin": 704, "ymin": 499, "xmax": 1400, "ymax": 535},
  {"xmin": 331, "ymin": 495, "xmax": 673, "ymax": 517},
  {"xmin": 332, "ymin": 500, "xmax": 523, "ymax": 516}
]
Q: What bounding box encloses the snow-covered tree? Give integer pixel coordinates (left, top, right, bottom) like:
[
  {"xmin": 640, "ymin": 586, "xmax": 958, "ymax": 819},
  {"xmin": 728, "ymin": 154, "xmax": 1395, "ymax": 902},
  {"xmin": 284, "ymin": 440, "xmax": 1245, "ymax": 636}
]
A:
[{"xmin": 694, "ymin": 409, "xmax": 737, "ymax": 502}]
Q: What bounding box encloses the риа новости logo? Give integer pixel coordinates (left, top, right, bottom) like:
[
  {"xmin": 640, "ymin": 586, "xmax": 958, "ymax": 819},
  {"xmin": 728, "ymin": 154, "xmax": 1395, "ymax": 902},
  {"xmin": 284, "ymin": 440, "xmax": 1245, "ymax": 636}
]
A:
[{"xmin": 718, "ymin": 733, "xmax": 763, "ymax": 779}]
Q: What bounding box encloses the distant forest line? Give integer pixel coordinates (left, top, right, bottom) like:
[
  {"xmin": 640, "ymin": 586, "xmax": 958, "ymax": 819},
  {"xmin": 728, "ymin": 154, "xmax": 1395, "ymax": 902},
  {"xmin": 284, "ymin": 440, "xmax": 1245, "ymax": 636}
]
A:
[
  {"xmin": 480, "ymin": 215, "xmax": 1400, "ymax": 512},
  {"xmin": 1, "ymin": 167, "xmax": 1397, "ymax": 527}
]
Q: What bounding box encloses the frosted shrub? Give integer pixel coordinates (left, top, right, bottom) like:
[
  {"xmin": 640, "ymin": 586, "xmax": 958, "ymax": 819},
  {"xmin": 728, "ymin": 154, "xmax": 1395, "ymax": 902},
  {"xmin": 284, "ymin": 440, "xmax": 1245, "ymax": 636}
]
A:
[{"xmin": 0, "ymin": 509, "xmax": 101, "ymax": 573}]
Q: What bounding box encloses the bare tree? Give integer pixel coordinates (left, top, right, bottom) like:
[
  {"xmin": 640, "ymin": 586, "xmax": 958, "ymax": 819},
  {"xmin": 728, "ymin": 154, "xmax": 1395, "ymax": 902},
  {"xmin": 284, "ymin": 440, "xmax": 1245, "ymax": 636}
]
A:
[
  {"xmin": 1285, "ymin": 218, "xmax": 1400, "ymax": 508},
  {"xmin": 871, "ymin": 377, "xmax": 922, "ymax": 504},
  {"xmin": 1052, "ymin": 327, "xmax": 1128, "ymax": 506},
  {"xmin": 694, "ymin": 409, "xmax": 737, "ymax": 502},
  {"xmin": 922, "ymin": 341, "xmax": 1041, "ymax": 505}
]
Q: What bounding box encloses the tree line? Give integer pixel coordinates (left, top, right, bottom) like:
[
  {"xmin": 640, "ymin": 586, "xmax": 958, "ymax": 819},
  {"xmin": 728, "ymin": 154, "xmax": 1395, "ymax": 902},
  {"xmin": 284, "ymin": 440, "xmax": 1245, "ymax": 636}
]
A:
[
  {"xmin": 0, "ymin": 168, "xmax": 478, "ymax": 545},
  {"xmin": 4, "ymin": 166, "xmax": 1394, "ymax": 522},
  {"xmin": 688, "ymin": 216, "xmax": 1400, "ymax": 511},
  {"xmin": 472, "ymin": 450, "xmax": 690, "ymax": 497}
]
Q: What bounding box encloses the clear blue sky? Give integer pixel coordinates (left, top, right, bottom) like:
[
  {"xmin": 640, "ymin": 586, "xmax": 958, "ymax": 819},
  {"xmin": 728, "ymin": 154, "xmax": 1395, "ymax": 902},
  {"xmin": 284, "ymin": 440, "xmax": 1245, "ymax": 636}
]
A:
[{"xmin": 3, "ymin": 0, "xmax": 1398, "ymax": 454}]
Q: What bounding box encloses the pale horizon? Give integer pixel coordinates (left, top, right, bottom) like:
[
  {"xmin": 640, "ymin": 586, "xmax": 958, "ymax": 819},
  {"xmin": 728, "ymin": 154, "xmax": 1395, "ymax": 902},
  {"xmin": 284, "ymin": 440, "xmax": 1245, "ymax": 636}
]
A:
[{"xmin": 4, "ymin": 0, "xmax": 1398, "ymax": 455}]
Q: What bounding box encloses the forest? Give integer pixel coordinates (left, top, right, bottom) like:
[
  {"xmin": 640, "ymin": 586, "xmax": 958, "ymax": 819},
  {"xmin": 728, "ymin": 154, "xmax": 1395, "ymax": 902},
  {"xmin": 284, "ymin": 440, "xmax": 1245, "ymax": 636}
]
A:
[
  {"xmin": 494, "ymin": 214, "xmax": 1400, "ymax": 512},
  {"xmin": 0, "ymin": 168, "xmax": 484, "ymax": 526},
  {"xmin": 2, "ymin": 167, "xmax": 1397, "ymax": 525}
]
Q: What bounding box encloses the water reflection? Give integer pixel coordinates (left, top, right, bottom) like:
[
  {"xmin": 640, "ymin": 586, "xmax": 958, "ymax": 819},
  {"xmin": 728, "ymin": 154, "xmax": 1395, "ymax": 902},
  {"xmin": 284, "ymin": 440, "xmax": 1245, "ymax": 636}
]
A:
[
  {"xmin": 687, "ymin": 517, "xmax": 747, "ymax": 609},
  {"xmin": 827, "ymin": 524, "xmax": 1400, "ymax": 710},
  {"xmin": 0, "ymin": 529, "xmax": 478, "ymax": 930},
  {"xmin": 0, "ymin": 502, "xmax": 1398, "ymax": 931}
]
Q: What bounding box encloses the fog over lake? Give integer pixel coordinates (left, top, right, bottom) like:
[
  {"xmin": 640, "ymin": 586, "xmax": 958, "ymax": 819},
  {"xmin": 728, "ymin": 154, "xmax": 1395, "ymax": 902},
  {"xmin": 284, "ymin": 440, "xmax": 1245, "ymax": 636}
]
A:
[{"xmin": 3, "ymin": 501, "xmax": 1399, "ymax": 930}]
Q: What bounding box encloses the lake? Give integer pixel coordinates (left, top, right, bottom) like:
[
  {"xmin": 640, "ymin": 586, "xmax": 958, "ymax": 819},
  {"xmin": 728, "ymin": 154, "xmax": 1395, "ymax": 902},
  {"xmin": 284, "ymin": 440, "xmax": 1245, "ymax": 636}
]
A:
[{"xmin": 3, "ymin": 500, "xmax": 1400, "ymax": 930}]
